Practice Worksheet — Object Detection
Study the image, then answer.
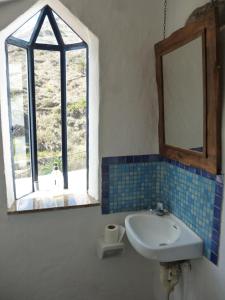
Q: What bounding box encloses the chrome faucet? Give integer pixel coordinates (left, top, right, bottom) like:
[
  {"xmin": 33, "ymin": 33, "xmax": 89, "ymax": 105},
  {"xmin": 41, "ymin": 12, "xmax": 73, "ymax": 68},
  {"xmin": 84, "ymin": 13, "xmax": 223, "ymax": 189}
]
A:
[{"xmin": 150, "ymin": 202, "xmax": 169, "ymax": 216}]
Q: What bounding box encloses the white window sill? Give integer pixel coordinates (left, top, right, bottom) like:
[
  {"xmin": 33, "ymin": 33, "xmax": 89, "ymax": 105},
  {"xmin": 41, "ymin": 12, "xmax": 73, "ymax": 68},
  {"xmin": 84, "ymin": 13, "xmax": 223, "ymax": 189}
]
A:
[{"xmin": 8, "ymin": 189, "xmax": 99, "ymax": 214}]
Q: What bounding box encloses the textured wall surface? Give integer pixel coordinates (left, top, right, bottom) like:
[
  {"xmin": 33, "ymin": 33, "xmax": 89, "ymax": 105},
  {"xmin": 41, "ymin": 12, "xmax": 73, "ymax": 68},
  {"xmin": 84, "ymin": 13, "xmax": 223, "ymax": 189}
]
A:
[
  {"xmin": 154, "ymin": 0, "xmax": 225, "ymax": 300},
  {"xmin": 0, "ymin": 0, "xmax": 161, "ymax": 299},
  {"xmin": 0, "ymin": 0, "xmax": 225, "ymax": 300}
]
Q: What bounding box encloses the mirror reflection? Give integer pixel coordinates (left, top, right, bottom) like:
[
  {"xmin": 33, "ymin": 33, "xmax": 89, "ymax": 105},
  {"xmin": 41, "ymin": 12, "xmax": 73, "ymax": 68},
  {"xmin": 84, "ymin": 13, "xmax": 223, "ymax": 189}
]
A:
[{"xmin": 163, "ymin": 36, "xmax": 204, "ymax": 152}]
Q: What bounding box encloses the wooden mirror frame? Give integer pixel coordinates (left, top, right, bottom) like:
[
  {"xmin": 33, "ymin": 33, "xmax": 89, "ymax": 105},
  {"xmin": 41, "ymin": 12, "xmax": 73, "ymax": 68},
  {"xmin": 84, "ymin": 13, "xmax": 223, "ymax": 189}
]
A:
[{"xmin": 155, "ymin": 7, "xmax": 221, "ymax": 174}]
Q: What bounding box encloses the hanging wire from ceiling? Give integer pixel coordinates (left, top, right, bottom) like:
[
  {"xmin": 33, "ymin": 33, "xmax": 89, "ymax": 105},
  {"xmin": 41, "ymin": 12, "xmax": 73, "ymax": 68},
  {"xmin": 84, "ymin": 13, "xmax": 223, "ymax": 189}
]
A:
[{"xmin": 163, "ymin": 0, "xmax": 167, "ymax": 39}]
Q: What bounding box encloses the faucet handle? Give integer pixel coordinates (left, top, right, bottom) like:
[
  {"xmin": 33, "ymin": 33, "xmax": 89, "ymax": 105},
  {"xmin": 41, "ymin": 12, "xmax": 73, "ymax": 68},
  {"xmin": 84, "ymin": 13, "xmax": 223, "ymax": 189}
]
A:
[
  {"xmin": 149, "ymin": 202, "xmax": 169, "ymax": 216},
  {"xmin": 156, "ymin": 202, "xmax": 164, "ymax": 210}
]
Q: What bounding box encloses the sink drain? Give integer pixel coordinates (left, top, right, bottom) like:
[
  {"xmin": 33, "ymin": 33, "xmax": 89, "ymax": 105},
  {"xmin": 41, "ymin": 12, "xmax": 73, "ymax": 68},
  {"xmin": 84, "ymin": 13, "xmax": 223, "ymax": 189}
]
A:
[{"xmin": 159, "ymin": 243, "xmax": 168, "ymax": 246}]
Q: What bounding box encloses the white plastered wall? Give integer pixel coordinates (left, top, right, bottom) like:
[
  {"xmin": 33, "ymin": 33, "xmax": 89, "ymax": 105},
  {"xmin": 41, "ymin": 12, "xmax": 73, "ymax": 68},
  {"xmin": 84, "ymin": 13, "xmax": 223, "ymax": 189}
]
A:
[
  {"xmin": 152, "ymin": 1, "xmax": 225, "ymax": 300},
  {"xmin": 1, "ymin": 1, "xmax": 225, "ymax": 300},
  {"xmin": 0, "ymin": 0, "xmax": 161, "ymax": 299}
]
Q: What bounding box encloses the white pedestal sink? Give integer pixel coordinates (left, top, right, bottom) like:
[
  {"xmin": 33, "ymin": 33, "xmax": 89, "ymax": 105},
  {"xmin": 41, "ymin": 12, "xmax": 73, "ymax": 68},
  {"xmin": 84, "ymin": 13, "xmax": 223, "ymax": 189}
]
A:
[{"xmin": 125, "ymin": 212, "xmax": 203, "ymax": 262}]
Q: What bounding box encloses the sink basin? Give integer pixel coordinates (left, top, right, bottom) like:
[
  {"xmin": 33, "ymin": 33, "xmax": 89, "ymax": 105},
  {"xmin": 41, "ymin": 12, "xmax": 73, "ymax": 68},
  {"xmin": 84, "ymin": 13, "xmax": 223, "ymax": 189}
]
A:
[{"xmin": 125, "ymin": 212, "xmax": 203, "ymax": 262}]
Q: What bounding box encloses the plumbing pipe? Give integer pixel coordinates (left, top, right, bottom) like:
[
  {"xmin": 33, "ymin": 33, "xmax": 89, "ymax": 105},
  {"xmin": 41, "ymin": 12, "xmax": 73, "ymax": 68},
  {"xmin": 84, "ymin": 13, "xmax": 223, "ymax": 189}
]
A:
[{"xmin": 160, "ymin": 262, "xmax": 182, "ymax": 300}]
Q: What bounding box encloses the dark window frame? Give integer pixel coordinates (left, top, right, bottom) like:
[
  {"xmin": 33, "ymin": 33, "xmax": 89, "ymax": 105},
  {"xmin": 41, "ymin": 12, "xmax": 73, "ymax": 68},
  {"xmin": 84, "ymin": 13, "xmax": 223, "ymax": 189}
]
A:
[{"xmin": 5, "ymin": 5, "xmax": 89, "ymax": 199}]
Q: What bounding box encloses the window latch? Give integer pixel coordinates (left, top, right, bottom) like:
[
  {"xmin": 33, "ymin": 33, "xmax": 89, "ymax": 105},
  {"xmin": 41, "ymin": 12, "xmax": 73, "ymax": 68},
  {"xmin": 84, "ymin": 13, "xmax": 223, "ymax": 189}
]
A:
[{"xmin": 10, "ymin": 126, "xmax": 15, "ymax": 134}]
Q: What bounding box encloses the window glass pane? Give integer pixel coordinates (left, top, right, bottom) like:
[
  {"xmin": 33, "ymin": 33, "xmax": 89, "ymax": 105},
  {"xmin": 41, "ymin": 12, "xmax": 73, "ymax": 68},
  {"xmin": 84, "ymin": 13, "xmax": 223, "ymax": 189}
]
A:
[
  {"xmin": 36, "ymin": 16, "xmax": 58, "ymax": 45},
  {"xmin": 66, "ymin": 49, "xmax": 87, "ymax": 195},
  {"xmin": 34, "ymin": 50, "xmax": 62, "ymax": 192},
  {"xmin": 12, "ymin": 11, "xmax": 40, "ymax": 42},
  {"xmin": 8, "ymin": 45, "xmax": 32, "ymax": 199},
  {"xmin": 53, "ymin": 12, "xmax": 82, "ymax": 44}
]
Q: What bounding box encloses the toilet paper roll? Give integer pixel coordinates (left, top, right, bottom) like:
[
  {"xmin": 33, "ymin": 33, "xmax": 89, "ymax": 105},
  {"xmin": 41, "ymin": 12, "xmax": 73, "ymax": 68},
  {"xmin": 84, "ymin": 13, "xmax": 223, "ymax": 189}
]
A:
[{"xmin": 104, "ymin": 224, "xmax": 119, "ymax": 244}]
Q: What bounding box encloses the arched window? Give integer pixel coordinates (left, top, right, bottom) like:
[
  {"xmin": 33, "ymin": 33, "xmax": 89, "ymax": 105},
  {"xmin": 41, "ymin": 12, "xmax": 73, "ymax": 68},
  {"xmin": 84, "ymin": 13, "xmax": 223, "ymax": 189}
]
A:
[{"xmin": 4, "ymin": 4, "xmax": 92, "ymax": 207}]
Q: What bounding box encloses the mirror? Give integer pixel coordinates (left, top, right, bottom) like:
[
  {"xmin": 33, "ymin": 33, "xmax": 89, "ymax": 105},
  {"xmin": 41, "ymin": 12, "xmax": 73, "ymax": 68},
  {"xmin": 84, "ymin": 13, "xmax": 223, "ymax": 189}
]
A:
[
  {"xmin": 155, "ymin": 7, "xmax": 221, "ymax": 174},
  {"xmin": 163, "ymin": 36, "xmax": 204, "ymax": 152}
]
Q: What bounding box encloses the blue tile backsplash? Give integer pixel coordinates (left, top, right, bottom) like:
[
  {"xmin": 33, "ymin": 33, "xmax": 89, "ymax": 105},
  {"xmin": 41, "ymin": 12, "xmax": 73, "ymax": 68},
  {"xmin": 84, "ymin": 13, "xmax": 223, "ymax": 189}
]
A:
[
  {"xmin": 102, "ymin": 154, "xmax": 224, "ymax": 265},
  {"xmin": 108, "ymin": 162, "xmax": 160, "ymax": 212}
]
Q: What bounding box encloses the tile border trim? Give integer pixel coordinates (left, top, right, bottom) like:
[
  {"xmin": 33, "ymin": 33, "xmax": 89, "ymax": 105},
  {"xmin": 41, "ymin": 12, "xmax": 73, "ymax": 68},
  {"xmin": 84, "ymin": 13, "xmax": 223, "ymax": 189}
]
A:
[{"xmin": 210, "ymin": 174, "xmax": 224, "ymax": 264}]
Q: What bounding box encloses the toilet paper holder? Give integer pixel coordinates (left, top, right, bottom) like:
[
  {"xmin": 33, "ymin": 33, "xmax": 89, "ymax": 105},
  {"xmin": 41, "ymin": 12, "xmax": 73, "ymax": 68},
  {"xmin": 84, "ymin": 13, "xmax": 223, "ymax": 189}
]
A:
[{"xmin": 97, "ymin": 225, "xmax": 125, "ymax": 259}]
